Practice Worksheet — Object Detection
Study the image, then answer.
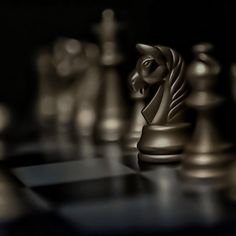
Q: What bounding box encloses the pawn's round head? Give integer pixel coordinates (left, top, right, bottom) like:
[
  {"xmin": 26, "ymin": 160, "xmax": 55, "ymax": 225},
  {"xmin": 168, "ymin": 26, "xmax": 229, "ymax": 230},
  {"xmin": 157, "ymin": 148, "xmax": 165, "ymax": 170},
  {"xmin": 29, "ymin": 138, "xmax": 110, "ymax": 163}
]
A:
[{"xmin": 187, "ymin": 43, "xmax": 220, "ymax": 90}]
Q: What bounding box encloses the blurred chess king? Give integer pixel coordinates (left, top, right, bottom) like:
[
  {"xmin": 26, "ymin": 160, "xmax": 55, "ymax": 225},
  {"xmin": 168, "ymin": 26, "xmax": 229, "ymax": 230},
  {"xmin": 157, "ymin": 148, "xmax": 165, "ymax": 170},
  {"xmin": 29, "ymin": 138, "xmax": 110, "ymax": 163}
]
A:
[{"xmin": 94, "ymin": 9, "xmax": 127, "ymax": 142}]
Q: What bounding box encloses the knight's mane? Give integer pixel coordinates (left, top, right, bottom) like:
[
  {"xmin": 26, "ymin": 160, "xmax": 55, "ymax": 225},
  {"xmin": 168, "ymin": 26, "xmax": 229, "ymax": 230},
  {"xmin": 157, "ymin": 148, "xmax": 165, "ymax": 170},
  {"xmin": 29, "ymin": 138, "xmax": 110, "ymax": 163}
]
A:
[{"xmin": 154, "ymin": 46, "xmax": 187, "ymax": 122}]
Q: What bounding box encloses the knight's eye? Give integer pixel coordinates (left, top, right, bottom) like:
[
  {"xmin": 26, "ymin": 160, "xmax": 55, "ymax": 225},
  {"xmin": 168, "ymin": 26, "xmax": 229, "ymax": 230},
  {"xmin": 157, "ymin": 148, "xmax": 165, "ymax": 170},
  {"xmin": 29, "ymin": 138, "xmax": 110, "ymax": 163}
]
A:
[
  {"xmin": 143, "ymin": 60, "xmax": 151, "ymax": 67},
  {"xmin": 143, "ymin": 60, "xmax": 158, "ymax": 73}
]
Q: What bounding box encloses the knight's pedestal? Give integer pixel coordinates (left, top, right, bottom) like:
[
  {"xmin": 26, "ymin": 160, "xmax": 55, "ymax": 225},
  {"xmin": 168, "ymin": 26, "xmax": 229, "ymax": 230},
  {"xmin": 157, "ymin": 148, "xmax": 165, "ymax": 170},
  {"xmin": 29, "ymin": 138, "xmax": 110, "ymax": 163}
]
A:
[{"xmin": 138, "ymin": 123, "xmax": 191, "ymax": 163}]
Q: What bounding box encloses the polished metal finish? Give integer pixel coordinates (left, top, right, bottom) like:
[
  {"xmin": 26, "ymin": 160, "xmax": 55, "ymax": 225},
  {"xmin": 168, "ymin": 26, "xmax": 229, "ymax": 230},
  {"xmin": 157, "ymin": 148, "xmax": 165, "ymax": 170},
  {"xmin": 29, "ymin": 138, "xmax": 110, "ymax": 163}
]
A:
[
  {"xmin": 130, "ymin": 43, "xmax": 190, "ymax": 162},
  {"xmin": 124, "ymin": 71, "xmax": 146, "ymax": 150},
  {"xmin": 138, "ymin": 123, "xmax": 190, "ymax": 163},
  {"xmin": 181, "ymin": 43, "xmax": 233, "ymax": 180}
]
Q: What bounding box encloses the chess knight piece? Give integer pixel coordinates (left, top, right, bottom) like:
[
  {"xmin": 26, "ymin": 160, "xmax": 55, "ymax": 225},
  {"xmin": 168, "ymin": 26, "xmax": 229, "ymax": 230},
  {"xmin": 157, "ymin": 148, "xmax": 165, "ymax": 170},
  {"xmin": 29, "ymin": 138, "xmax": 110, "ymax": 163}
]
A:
[
  {"xmin": 130, "ymin": 44, "xmax": 190, "ymax": 163},
  {"xmin": 124, "ymin": 71, "xmax": 146, "ymax": 150},
  {"xmin": 181, "ymin": 43, "xmax": 233, "ymax": 180}
]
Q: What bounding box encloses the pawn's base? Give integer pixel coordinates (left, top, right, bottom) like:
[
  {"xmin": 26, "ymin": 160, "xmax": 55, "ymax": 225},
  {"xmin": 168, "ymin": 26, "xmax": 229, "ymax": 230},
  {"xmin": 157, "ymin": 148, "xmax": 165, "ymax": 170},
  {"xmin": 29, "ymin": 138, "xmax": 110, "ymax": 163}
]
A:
[
  {"xmin": 138, "ymin": 152, "xmax": 181, "ymax": 163},
  {"xmin": 180, "ymin": 152, "xmax": 233, "ymax": 180}
]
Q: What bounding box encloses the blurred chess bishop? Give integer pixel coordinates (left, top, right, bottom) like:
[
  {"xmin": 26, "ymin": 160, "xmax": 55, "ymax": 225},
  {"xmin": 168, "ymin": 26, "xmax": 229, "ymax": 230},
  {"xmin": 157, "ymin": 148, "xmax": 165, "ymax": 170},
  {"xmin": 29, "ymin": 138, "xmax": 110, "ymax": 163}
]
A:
[{"xmin": 181, "ymin": 43, "xmax": 234, "ymax": 181}]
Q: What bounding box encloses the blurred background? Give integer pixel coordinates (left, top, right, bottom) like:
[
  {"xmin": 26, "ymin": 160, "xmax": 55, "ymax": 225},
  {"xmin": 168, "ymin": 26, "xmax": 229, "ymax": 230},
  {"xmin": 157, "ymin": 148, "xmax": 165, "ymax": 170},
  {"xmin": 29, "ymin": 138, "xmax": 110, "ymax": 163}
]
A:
[{"xmin": 0, "ymin": 0, "xmax": 233, "ymax": 123}]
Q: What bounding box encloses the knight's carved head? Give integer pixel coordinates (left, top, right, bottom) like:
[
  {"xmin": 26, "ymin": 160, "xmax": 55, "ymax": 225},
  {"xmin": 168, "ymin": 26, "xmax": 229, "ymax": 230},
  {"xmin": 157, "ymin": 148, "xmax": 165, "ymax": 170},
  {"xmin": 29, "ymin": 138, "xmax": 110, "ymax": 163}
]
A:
[
  {"xmin": 129, "ymin": 43, "xmax": 187, "ymax": 125},
  {"xmin": 129, "ymin": 43, "xmax": 172, "ymax": 94}
]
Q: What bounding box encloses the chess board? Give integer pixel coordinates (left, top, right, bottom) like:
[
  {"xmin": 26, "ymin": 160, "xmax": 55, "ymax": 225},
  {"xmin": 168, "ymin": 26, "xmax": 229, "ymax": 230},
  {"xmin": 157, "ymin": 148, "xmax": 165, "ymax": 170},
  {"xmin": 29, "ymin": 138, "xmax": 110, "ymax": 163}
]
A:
[
  {"xmin": 1, "ymin": 3, "xmax": 236, "ymax": 236},
  {"xmin": 3, "ymin": 133, "xmax": 236, "ymax": 236}
]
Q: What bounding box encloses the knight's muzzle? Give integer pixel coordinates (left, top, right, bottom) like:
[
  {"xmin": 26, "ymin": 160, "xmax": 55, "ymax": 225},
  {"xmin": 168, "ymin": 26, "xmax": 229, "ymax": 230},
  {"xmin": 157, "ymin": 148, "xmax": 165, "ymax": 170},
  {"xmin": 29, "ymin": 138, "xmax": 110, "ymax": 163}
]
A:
[{"xmin": 128, "ymin": 71, "xmax": 146, "ymax": 92}]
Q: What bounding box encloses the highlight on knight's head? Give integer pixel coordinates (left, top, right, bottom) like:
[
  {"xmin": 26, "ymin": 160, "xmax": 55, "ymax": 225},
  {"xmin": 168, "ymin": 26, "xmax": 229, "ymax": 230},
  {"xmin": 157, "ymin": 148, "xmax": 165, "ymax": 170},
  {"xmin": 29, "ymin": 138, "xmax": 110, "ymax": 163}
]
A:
[{"xmin": 136, "ymin": 43, "xmax": 166, "ymax": 65}]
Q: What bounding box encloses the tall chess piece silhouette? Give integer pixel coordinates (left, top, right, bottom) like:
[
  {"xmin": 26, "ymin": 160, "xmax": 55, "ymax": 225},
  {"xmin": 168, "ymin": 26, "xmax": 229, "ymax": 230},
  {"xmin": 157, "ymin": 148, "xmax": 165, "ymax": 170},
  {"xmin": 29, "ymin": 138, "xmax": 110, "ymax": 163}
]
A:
[
  {"xmin": 94, "ymin": 9, "xmax": 127, "ymax": 142},
  {"xmin": 130, "ymin": 44, "xmax": 190, "ymax": 162},
  {"xmin": 181, "ymin": 43, "xmax": 233, "ymax": 180}
]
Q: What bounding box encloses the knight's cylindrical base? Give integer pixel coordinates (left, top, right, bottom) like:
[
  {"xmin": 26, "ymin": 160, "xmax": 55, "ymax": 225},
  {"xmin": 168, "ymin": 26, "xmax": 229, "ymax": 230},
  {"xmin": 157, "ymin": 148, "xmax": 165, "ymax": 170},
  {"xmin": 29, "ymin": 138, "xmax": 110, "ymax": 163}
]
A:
[
  {"xmin": 138, "ymin": 152, "xmax": 181, "ymax": 163},
  {"xmin": 137, "ymin": 123, "xmax": 191, "ymax": 163},
  {"xmin": 123, "ymin": 98, "xmax": 146, "ymax": 150}
]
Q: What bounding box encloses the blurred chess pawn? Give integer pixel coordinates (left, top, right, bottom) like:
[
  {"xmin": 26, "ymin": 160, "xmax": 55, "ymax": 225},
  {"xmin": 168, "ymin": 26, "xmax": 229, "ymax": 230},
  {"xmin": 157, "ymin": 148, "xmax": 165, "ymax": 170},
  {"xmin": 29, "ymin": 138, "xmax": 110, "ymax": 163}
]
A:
[
  {"xmin": 181, "ymin": 43, "xmax": 234, "ymax": 181},
  {"xmin": 123, "ymin": 71, "xmax": 146, "ymax": 150},
  {"xmin": 74, "ymin": 43, "xmax": 102, "ymax": 137},
  {"xmin": 94, "ymin": 9, "xmax": 127, "ymax": 141}
]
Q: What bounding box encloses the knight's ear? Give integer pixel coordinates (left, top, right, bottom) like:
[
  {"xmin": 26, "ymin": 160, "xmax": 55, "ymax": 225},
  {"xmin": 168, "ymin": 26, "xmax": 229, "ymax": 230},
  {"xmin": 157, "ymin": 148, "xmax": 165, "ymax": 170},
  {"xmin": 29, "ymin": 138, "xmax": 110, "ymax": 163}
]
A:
[
  {"xmin": 136, "ymin": 43, "xmax": 166, "ymax": 65},
  {"xmin": 136, "ymin": 43, "xmax": 155, "ymax": 55}
]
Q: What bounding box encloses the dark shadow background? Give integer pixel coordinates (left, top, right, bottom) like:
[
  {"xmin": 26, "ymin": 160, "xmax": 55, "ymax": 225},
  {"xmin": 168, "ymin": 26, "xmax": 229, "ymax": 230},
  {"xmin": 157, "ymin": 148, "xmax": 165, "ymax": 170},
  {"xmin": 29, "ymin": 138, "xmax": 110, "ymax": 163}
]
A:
[{"xmin": 0, "ymin": 0, "xmax": 234, "ymax": 122}]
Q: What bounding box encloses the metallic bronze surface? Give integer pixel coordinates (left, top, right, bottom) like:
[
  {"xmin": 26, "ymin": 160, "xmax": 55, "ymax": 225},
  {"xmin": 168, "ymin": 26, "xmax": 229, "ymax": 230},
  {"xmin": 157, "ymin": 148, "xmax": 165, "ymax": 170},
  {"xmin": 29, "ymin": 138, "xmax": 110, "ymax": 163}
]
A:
[
  {"xmin": 124, "ymin": 71, "xmax": 146, "ymax": 150},
  {"xmin": 181, "ymin": 43, "xmax": 234, "ymax": 180},
  {"xmin": 138, "ymin": 123, "xmax": 190, "ymax": 163},
  {"xmin": 130, "ymin": 44, "xmax": 190, "ymax": 162}
]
